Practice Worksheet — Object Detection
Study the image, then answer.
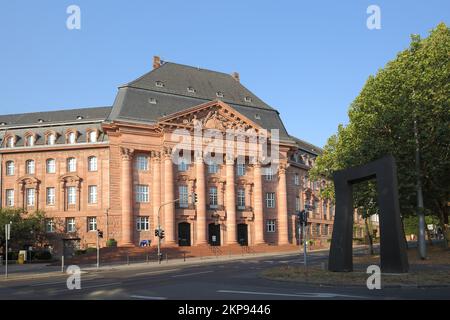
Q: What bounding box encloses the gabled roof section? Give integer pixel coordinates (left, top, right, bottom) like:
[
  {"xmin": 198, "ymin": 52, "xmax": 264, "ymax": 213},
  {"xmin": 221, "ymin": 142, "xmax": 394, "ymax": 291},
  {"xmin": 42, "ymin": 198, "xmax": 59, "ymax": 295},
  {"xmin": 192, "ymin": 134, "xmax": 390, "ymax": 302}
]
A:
[
  {"xmin": 289, "ymin": 135, "xmax": 323, "ymax": 156},
  {"xmin": 121, "ymin": 62, "xmax": 275, "ymax": 111}
]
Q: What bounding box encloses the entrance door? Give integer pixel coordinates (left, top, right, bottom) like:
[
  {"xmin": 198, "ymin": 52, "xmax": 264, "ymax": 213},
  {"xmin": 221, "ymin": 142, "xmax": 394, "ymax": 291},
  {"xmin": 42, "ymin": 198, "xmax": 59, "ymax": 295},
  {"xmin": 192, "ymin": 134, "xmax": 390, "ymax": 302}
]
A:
[
  {"xmin": 178, "ymin": 222, "xmax": 191, "ymax": 246},
  {"xmin": 208, "ymin": 223, "xmax": 221, "ymax": 246},
  {"xmin": 237, "ymin": 224, "xmax": 248, "ymax": 246}
]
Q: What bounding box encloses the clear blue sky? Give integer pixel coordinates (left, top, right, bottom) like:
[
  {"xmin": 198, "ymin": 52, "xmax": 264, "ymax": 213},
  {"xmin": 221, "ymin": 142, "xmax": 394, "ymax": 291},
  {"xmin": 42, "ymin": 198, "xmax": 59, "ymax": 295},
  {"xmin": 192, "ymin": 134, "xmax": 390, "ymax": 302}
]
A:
[{"xmin": 0, "ymin": 1, "xmax": 448, "ymax": 147}]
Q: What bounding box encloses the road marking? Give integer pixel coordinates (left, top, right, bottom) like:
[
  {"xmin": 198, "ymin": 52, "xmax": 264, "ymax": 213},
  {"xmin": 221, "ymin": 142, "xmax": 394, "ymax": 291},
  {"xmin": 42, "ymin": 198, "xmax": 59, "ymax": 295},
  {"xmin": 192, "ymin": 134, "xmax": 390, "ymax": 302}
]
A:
[
  {"xmin": 133, "ymin": 269, "xmax": 180, "ymax": 276},
  {"xmin": 79, "ymin": 282, "xmax": 123, "ymax": 290},
  {"xmin": 172, "ymin": 271, "xmax": 213, "ymax": 278},
  {"xmin": 130, "ymin": 295, "xmax": 167, "ymax": 300},
  {"xmin": 217, "ymin": 290, "xmax": 368, "ymax": 299}
]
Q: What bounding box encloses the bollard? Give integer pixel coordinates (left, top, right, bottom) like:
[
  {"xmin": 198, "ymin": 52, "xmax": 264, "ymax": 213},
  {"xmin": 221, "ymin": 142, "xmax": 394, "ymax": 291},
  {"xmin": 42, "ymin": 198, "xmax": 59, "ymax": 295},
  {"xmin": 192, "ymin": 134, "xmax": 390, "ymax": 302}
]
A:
[
  {"xmin": 61, "ymin": 256, "xmax": 65, "ymax": 273},
  {"xmin": 166, "ymin": 253, "xmax": 168, "ymax": 264},
  {"xmin": 184, "ymin": 252, "xmax": 186, "ymax": 262}
]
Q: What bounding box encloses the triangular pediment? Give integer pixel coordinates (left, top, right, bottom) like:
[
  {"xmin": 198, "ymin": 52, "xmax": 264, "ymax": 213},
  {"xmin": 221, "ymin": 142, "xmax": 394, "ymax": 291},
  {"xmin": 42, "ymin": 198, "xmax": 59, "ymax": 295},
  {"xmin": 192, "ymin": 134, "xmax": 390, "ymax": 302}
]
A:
[{"xmin": 158, "ymin": 100, "xmax": 262, "ymax": 132}]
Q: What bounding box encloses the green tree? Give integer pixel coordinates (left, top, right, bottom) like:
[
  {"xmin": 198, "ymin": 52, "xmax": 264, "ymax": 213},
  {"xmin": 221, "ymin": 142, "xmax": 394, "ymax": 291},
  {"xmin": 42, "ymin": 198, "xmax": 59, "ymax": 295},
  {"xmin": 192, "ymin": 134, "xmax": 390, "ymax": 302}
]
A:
[{"xmin": 310, "ymin": 23, "xmax": 450, "ymax": 246}]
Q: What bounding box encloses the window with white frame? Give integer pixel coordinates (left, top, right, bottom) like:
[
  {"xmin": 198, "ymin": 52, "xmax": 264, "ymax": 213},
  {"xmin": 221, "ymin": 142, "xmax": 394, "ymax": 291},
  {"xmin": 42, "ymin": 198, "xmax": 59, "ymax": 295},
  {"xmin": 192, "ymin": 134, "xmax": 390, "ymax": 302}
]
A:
[
  {"xmin": 7, "ymin": 136, "xmax": 14, "ymax": 148},
  {"xmin": 178, "ymin": 160, "xmax": 188, "ymax": 172},
  {"xmin": 47, "ymin": 133, "xmax": 56, "ymax": 145},
  {"xmin": 295, "ymin": 197, "xmax": 300, "ymax": 212},
  {"xmin": 264, "ymin": 167, "xmax": 273, "ymax": 181},
  {"xmin": 323, "ymin": 202, "xmax": 328, "ymax": 219},
  {"xmin": 330, "ymin": 204, "xmax": 335, "ymax": 218},
  {"xmin": 237, "ymin": 163, "xmax": 246, "ymax": 176},
  {"xmin": 6, "ymin": 161, "xmax": 14, "ymax": 176},
  {"xmin": 66, "ymin": 218, "xmax": 76, "ymax": 233},
  {"xmin": 67, "ymin": 187, "xmax": 76, "ymax": 205},
  {"xmin": 208, "ymin": 162, "xmax": 219, "ymax": 174},
  {"xmin": 67, "ymin": 157, "xmax": 76, "ymax": 172},
  {"xmin": 209, "ymin": 187, "xmax": 218, "ymax": 208},
  {"xmin": 26, "ymin": 135, "xmax": 35, "ymax": 147},
  {"xmin": 6, "ymin": 189, "xmax": 14, "ymax": 207},
  {"xmin": 179, "ymin": 185, "xmax": 189, "ymax": 208},
  {"xmin": 46, "ymin": 187, "xmax": 56, "ymax": 206},
  {"xmin": 294, "ymin": 173, "xmax": 299, "ymax": 186},
  {"xmin": 26, "ymin": 160, "xmax": 35, "ymax": 174},
  {"xmin": 136, "ymin": 216, "xmax": 149, "ymax": 231},
  {"xmin": 45, "ymin": 219, "xmax": 55, "ymax": 233},
  {"xmin": 314, "ymin": 199, "xmax": 320, "ymax": 213},
  {"xmin": 87, "ymin": 217, "xmax": 97, "ymax": 232},
  {"xmin": 68, "ymin": 132, "xmax": 76, "ymax": 144},
  {"xmin": 135, "ymin": 185, "xmax": 149, "ymax": 203},
  {"xmin": 237, "ymin": 188, "xmax": 245, "ymax": 209},
  {"xmin": 88, "ymin": 156, "xmax": 97, "ymax": 172},
  {"xmin": 266, "ymin": 219, "xmax": 276, "ymax": 232},
  {"xmin": 46, "ymin": 159, "xmax": 56, "ymax": 174},
  {"xmin": 26, "ymin": 188, "xmax": 35, "ymax": 206},
  {"xmin": 136, "ymin": 155, "xmax": 149, "ymax": 171},
  {"xmin": 88, "ymin": 185, "xmax": 98, "ymax": 204},
  {"xmin": 89, "ymin": 131, "xmax": 97, "ymax": 143},
  {"xmin": 266, "ymin": 192, "xmax": 275, "ymax": 208}
]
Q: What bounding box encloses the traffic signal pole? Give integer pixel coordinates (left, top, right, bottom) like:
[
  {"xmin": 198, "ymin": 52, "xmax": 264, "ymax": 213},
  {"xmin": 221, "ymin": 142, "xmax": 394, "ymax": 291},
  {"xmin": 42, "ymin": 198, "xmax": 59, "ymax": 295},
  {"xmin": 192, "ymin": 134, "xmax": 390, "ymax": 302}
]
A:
[{"xmin": 96, "ymin": 230, "xmax": 99, "ymax": 269}]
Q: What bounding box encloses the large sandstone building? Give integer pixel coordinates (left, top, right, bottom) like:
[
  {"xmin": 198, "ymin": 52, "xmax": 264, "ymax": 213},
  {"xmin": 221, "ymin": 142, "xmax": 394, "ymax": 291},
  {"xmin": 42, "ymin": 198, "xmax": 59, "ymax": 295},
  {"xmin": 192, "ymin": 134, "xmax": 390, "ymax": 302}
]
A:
[{"xmin": 0, "ymin": 57, "xmax": 346, "ymax": 255}]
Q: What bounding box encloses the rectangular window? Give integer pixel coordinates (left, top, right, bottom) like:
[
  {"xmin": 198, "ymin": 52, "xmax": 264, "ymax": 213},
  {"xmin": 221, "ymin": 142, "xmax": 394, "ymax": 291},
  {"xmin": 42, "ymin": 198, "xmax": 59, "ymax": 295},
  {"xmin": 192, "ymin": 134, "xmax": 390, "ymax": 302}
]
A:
[
  {"xmin": 88, "ymin": 185, "xmax": 98, "ymax": 204},
  {"xmin": 266, "ymin": 192, "xmax": 275, "ymax": 208},
  {"xmin": 208, "ymin": 163, "xmax": 218, "ymax": 174},
  {"xmin": 87, "ymin": 217, "xmax": 97, "ymax": 232},
  {"xmin": 46, "ymin": 219, "xmax": 55, "ymax": 233},
  {"xmin": 6, "ymin": 161, "xmax": 14, "ymax": 176},
  {"xmin": 237, "ymin": 188, "xmax": 245, "ymax": 209},
  {"xmin": 295, "ymin": 197, "xmax": 300, "ymax": 211},
  {"xmin": 26, "ymin": 188, "xmax": 35, "ymax": 206},
  {"xmin": 6, "ymin": 189, "xmax": 14, "ymax": 207},
  {"xmin": 136, "ymin": 155, "xmax": 149, "ymax": 171},
  {"xmin": 178, "ymin": 160, "xmax": 188, "ymax": 172},
  {"xmin": 136, "ymin": 216, "xmax": 149, "ymax": 231},
  {"xmin": 179, "ymin": 185, "xmax": 189, "ymax": 208},
  {"xmin": 314, "ymin": 200, "xmax": 320, "ymax": 214},
  {"xmin": 67, "ymin": 158, "xmax": 76, "ymax": 172},
  {"xmin": 26, "ymin": 160, "xmax": 35, "ymax": 174},
  {"xmin": 323, "ymin": 203, "xmax": 328, "ymax": 220},
  {"xmin": 67, "ymin": 187, "xmax": 76, "ymax": 205},
  {"xmin": 66, "ymin": 218, "xmax": 76, "ymax": 233},
  {"xmin": 264, "ymin": 167, "xmax": 273, "ymax": 181},
  {"xmin": 46, "ymin": 187, "xmax": 56, "ymax": 206},
  {"xmin": 294, "ymin": 173, "xmax": 299, "ymax": 186},
  {"xmin": 209, "ymin": 187, "xmax": 218, "ymax": 208},
  {"xmin": 88, "ymin": 157, "xmax": 98, "ymax": 172},
  {"xmin": 266, "ymin": 220, "xmax": 276, "ymax": 232},
  {"xmin": 135, "ymin": 185, "xmax": 149, "ymax": 203},
  {"xmin": 323, "ymin": 224, "xmax": 328, "ymax": 236},
  {"xmin": 46, "ymin": 159, "xmax": 56, "ymax": 174},
  {"xmin": 237, "ymin": 163, "xmax": 245, "ymax": 176}
]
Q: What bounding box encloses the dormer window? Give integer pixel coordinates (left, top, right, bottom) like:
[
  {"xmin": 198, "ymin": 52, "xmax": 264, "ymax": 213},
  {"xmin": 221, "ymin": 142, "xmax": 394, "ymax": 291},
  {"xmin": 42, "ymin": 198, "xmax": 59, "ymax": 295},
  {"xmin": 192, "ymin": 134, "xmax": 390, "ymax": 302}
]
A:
[
  {"xmin": 187, "ymin": 87, "xmax": 196, "ymax": 93},
  {"xmin": 26, "ymin": 135, "xmax": 35, "ymax": 147},
  {"xmin": 216, "ymin": 91, "xmax": 224, "ymax": 98},
  {"xmin": 244, "ymin": 96, "xmax": 252, "ymax": 103},
  {"xmin": 47, "ymin": 134, "xmax": 56, "ymax": 145},
  {"xmin": 6, "ymin": 136, "xmax": 15, "ymax": 148},
  {"xmin": 254, "ymin": 114, "xmax": 261, "ymax": 120},
  {"xmin": 88, "ymin": 130, "xmax": 98, "ymax": 143},
  {"xmin": 155, "ymin": 81, "xmax": 164, "ymax": 88},
  {"xmin": 0, "ymin": 122, "xmax": 6, "ymax": 126},
  {"xmin": 148, "ymin": 98, "xmax": 157, "ymax": 104},
  {"xmin": 38, "ymin": 119, "xmax": 45, "ymax": 123},
  {"xmin": 76, "ymin": 116, "xmax": 84, "ymax": 120},
  {"xmin": 66, "ymin": 130, "xmax": 78, "ymax": 144}
]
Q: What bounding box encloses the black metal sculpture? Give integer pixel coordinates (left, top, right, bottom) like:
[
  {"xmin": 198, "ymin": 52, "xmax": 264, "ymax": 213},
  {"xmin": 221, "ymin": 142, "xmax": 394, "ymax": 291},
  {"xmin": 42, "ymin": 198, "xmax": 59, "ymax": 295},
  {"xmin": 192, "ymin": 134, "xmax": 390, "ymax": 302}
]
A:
[{"xmin": 328, "ymin": 155, "xmax": 409, "ymax": 273}]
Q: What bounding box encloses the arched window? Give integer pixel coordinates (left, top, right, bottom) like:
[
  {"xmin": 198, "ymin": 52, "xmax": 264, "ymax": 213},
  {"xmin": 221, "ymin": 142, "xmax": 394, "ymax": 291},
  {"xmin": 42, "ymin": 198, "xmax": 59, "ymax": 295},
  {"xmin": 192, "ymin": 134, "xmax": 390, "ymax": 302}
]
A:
[
  {"xmin": 88, "ymin": 130, "xmax": 98, "ymax": 143},
  {"xmin": 67, "ymin": 157, "xmax": 77, "ymax": 172},
  {"xmin": 6, "ymin": 136, "xmax": 15, "ymax": 148},
  {"xmin": 6, "ymin": 161, "xmax": 14, "ymax": 176},
  {"xmin": 26, "ymin": 160, "xmax": 35, "ymax": 175},
  {"xmin": 67, "ymin": 131, "xmax": 77, "ymax": 144},
  {"xmin": 47, "ymin": 133, "xmax": 56, "ymax": 145},
  {"xmin": 26, "ymin": 135, "xmax": 35, "ymax": 147},
  {"xmin": 88, "ymin": 156, "xmax": 97, "ymax": 172},
  {"xmin": 46, "ymin": 159, "xmax": 56, "ymax": 174}
]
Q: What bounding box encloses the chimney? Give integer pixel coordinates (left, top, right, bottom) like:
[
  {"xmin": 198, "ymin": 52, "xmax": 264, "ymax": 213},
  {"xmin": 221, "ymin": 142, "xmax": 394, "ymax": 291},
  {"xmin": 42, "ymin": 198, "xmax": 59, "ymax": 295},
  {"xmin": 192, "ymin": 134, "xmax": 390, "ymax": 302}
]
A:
[
  {"xmin": 153, "ymin": 56, "xmax": 161, "ymax": 69},
  {"xmin": 231, "ymin": 72, "xmax": 240, "ymax": 82}
]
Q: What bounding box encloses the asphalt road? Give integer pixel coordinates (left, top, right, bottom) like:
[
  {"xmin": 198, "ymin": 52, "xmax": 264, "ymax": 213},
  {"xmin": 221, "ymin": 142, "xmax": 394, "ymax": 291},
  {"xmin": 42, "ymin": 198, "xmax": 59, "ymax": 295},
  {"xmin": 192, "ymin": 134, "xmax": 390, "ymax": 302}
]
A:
[{"xmin": 0, "ymin": 250, "xmax": 449, "ymax": 300}]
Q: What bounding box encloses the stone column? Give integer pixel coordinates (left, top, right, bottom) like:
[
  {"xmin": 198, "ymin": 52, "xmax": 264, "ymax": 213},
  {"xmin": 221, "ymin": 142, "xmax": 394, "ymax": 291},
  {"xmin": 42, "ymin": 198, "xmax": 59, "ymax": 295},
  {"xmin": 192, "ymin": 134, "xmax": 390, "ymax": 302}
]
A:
[
  {"xmin": 163, "ymin": 147, "xmax": 176, "ymax": 244},
  {"xmin": 217, "ymin": 180, "xmax": 225, "ymax": 208},
  {"xmin": 151, "ymin": 151, "xmax": 161, "ymax": 245},
  {"xmin": 277, "ymin": 164, "xmax": 289, "ymax": 245},
  {"xmin": 195, "ymin": 154, "xmax": 207, "ymax": 244},
  {"xmin": 120, "ymin": 147, "xmax": 134, "ymax": 246},
  {"xmin": 253, "ymin": 163, "xmax": 265, "ymax": 244},
  {"xmin": 225, "ymin": 155, "xmax": 237, "ymax": 244}
]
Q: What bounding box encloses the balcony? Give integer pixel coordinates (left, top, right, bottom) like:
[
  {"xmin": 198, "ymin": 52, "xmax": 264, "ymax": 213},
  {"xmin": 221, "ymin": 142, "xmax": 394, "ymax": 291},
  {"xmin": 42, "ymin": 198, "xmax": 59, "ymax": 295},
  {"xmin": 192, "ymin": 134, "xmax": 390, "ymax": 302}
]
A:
[
  {"xmin": 236, "ymin": 205, "xmax": 253, "ymax": 212},
  {"xmin": 176, "ymin": 203, "xmax": 196, "ymax": 210}
]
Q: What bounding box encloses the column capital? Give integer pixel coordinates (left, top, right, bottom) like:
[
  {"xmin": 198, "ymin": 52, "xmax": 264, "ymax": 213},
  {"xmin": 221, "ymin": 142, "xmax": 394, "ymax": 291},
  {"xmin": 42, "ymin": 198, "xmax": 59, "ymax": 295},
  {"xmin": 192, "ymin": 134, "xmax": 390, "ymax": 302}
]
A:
[
  {"xmin": 163, "ymin": 146, "xmax": 172, "ymax": 159},
  {"xmin": 278, "ymin": 163, "xmax": 288, "ymax": 175},
  {"xmin": 225, "ymin": 153, "xmax": 235, "ymax": 165},
  {"xmin": 120, "ymin": 147, "xmax": 134, "ymax": 161},
  {"xmin": 150, "ymin": 150, "xmax": 161, "ymax": 161}
]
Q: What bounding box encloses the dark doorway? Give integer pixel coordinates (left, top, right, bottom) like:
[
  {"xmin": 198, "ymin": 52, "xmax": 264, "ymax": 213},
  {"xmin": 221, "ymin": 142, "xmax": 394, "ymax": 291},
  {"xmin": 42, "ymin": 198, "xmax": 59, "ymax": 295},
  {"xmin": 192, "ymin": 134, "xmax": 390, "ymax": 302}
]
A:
[
  {"xmin": 237, "ymin": 224, "xmax": 248, "ymax": 246},
  {"xmin": 178, "ymin": 222, "xmax": 191, "ymax": 246},
  {"xmin": 208, "ymin": 223, "xmax": 221, "ymax": 246}
]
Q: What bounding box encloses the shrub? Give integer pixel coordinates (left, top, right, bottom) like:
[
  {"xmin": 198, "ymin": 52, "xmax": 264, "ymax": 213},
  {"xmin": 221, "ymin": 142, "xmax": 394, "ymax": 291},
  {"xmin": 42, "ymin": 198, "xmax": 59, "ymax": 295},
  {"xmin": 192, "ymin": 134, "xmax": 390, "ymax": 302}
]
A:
[
  {"xmin": 106, "ymin": 239, "xmax": 117, "ymax": 247},
  {"xmin": 34, "ymin": 251, "xmax": 52, "ymax": 260},
  {"xmin": 74, "ymin": 249, "xmax": 87, "ymax": 256},
  {"xmin": 85, "ymin": 247, "xmax": 97, "ymax": 254}
]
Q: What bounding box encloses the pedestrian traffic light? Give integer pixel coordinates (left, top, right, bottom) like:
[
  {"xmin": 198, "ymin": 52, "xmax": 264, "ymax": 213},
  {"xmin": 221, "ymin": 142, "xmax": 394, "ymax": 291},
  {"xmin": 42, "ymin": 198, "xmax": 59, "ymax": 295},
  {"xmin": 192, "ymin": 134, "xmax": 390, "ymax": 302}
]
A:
[
  {"xmin": 193, "ymin": 192, "xmax": 198, "ymax": 204},
  {"xmin": 160, "ymin": 229, "xmax": 165, "ymax": 239},
  {"xmin": 155, "ymin": 229, "xmax": 159, "ymax": 237},
  {"xmin": 97, "ymin": 229, "xmax": 103, "ymax": 238}
]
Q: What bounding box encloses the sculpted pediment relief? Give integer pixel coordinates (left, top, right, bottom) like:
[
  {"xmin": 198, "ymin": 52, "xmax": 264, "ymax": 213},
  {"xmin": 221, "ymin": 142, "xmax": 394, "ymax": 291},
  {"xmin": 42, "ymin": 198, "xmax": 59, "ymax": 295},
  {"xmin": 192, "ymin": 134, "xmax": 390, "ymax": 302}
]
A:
[
  {"xmin": 59, "ymin": 174, "xmax": 82, "ymax": 184},
  {"xmin": 17, "ymin": 176, "xmax": 41, "ymax": 186},
  {"xmin": 158, "ymin": 101, "xmax": 261, "ymax": 133}
]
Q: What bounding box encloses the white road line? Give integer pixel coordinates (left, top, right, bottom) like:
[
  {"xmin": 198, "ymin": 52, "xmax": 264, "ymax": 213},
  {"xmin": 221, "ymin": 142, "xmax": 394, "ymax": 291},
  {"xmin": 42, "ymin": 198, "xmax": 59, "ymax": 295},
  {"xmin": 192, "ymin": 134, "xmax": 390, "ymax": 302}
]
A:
[
  {"xmin": 79, "ymin": 282, "xmax": 123, "ymax": 290},
  {"xmin": 217, "ymin": 290, "xmax": 369, "ymax": 299},
  {"xmin": 130, "ymin": 295, "xmax": 167, "ymax": 300},
  {"xmin": 133, "ymin": 269, "xmax": 180, "ymax": 277},
  {"xmin": 172, "ymin": 271, "xmax": 213, "ymax": 278}
]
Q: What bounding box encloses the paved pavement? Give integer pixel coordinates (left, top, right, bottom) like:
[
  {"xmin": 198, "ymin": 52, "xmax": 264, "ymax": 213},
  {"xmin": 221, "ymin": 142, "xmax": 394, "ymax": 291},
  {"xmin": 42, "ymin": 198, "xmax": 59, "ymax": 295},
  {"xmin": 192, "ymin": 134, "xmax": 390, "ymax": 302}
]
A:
[{"xmin": 0, "ymin": 248, "xmax": 449, "ymax": 300}]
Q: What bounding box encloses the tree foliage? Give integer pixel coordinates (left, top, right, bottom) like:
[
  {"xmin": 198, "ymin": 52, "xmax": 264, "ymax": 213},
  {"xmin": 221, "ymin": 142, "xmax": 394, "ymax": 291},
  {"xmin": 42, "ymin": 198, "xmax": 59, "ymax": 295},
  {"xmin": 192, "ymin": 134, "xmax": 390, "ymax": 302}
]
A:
[{"xmin": 310, "ymin": 23, "xmax": 450, "ymax": 229}]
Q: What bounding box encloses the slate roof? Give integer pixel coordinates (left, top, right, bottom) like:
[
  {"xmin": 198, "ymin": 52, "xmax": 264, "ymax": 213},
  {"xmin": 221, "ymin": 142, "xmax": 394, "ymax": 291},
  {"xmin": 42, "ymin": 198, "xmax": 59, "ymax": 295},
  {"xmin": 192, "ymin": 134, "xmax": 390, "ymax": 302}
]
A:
[{"xmin": 289, "ymin": 135, "xmax": 323, "ymax": 156}]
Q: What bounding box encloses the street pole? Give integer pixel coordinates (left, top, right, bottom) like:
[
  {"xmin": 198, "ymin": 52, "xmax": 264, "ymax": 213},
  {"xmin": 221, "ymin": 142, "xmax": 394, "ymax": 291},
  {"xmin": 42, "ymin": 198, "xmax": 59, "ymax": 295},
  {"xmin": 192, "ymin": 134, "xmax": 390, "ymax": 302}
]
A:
[
  {"xmin": 303, "ymin": 223, "xmax": 307, "ymax": 269},
  {"xmin": 96, "ymin": 230, "xmax": 100, "ymax": 269},
  {"xmin": 157, "ymin": 198, "xmax": 181, "ymax": 264},
  {"xmin": 5, "ymin": 223, "xmax": 11, "ymax": 279},
  {"xmin": 414, "ymin": 118, "xmax": 426, "ymax": 259}
]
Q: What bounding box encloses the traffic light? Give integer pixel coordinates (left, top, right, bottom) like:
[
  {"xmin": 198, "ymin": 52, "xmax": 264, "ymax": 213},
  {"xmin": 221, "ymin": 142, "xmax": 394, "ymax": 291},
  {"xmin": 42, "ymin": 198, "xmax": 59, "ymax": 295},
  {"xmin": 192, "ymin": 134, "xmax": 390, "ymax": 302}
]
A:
[
  {"xmin": 97, "ymin": 229, "xmax": 103, "ymax": 238},
  {"xmin": 155, "ymin": 229, "xmax": 160, "ymax": 237},
  {"xmin": 298, "ymin": 210, "xmax": 308, "ymax": 226},
  {"xmin": 192, "ymin": 192, "xmax": 198, "ymax": 204},
  {"xmin": 160, "ymin": 229, "xmax": 165, "ymax": 239}
]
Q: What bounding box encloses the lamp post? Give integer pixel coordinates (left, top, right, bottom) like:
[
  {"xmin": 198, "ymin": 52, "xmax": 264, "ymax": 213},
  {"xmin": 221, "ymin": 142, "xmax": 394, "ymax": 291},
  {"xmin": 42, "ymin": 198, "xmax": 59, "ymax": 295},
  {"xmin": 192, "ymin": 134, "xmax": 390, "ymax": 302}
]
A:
[{"xmin": 414, "ymin": 118, "xmax": 426, "ymax": 259}]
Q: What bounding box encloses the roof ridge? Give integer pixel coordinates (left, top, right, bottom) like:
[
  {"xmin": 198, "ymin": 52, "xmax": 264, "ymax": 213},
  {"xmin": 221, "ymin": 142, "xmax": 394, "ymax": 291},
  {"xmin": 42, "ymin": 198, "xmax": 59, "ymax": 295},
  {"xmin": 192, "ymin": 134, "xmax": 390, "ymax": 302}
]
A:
[{"xmin": 0, "ymin": 106, "xmax": 112, "ymax": 118}]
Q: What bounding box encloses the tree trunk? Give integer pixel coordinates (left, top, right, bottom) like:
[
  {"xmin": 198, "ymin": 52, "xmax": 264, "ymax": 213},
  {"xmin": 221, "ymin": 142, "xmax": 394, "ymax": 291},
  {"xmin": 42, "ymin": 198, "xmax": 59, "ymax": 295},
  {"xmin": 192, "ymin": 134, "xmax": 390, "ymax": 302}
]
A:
[
  {"xmin": 365, "ymin": 217, "xmax": 374, "ymax": 255},
  {"xmin": 437, "ymin": 206, "xmax": 449, "ymax": 248}
]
